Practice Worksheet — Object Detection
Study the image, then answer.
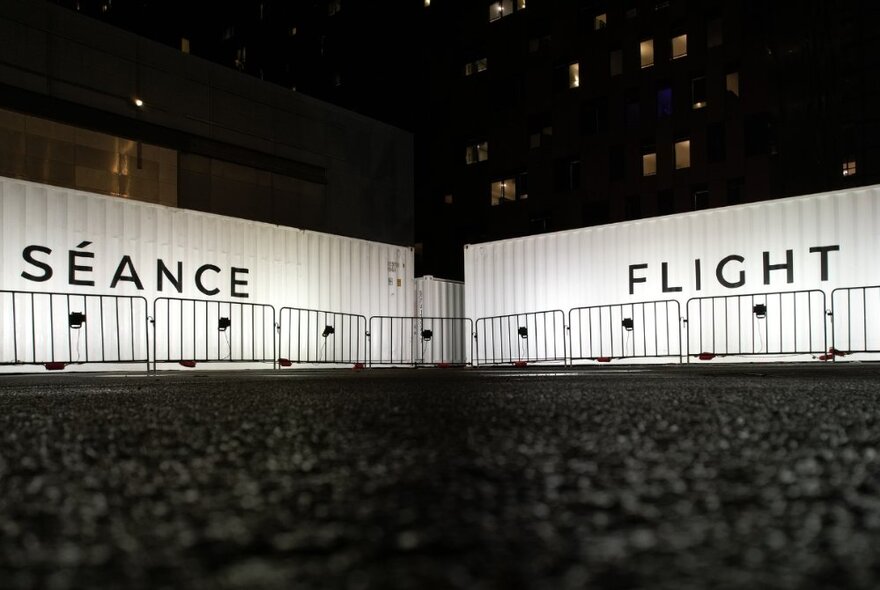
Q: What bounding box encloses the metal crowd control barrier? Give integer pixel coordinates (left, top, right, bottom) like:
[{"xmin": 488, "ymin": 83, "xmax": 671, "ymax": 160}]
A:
[
  {"xmin": 685, "ymin": 290, "xmax": 827, "ymax": 360},
  {"xmin": 152, "ymin": 298, "xmax": 276, "ymax": 368},
  {"xmin": 473, "ymin": 310, "xmax": 567, "ymax": 365},
  {"xmin": 368, "ymin": 316, "xmax": 473, "ymax": 366},
  {"xmin": 569, "ymin": 300, "xmax": 682, "ymax": 362},
  {"xmin": 278, "ymin": 307, "xmax": 367, "ymax": 365},
  {"xmin": 0, "ymin": 290, "xmax": 149, "ymax": 370},
  {"xmin": 831, "ymin": 286, "xmax": 880, "ymax": 358}
]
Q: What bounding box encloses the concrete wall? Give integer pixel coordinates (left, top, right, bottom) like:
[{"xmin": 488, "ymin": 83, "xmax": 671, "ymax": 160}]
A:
[{"xmin": 0, "ymin": 0, "xmax": 413, "ymax": 246}]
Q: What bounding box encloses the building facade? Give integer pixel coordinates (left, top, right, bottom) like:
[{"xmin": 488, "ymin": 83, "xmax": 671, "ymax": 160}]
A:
[
  {"xmin": 0, "ymin": 0, "xmax": 414, "ymax": 247},
  {"xmin": 38, "ymin": 0, "xmax": 880, "ymax": 280}
]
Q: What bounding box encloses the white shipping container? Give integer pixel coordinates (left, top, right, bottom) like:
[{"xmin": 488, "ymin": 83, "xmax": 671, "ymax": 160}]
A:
[
  {"xmin": 411, "ymin": 275, "xmax": 468, "ymax": 365},
  {"xmin": 0, "ymin": 176, "xmax": 413, "ymax": 371},
  {"xmin": 465, "ymin": 185, "xmax": 880, "ymax": 364}
]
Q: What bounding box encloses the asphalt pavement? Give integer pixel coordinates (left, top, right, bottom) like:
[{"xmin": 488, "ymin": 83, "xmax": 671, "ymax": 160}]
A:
[{"xmin": 1, "ymin": 364, "xmax": 879, "ymax": 589}]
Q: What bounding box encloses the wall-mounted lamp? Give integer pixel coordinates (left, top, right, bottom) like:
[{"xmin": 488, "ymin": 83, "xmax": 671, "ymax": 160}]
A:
[
  {"xmin": 69, "ymin": 312, "xmax": 86, "ymax": 329},
  {"xmin": 218, "ymin": 317, "xmax": 231, "ymax": 331},
  {"xmin": 518, "ymin": 326, "xmax": 528, "ymax": 339},
  {"xmin": 622, "ymin": 318, "xmax": 634, "ymax": 331},
  {"xmin": 421, "ymin": 329, "xmax": 433, "ymax": 341},
  {"xmin": 753, "ymin": 304, "xmax": 767, "ymax": 319},
  {"xmin": 133, "ymin": 98, "xmax": 144, "ymax": 108},
  {"xmin": 322, "ymin": 325, "xmax": 335, "ymax": 338}
]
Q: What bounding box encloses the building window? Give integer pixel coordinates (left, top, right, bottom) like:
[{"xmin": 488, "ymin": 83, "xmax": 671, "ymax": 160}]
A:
[
  {"xmin": 594, "ymin": 13, "xmax": 607, "ymax": 30},
  {"xmin": 726, "ymin": 71, "xmax": 740, "ymax": 97},
  {"xmin": 675, "ymin": 140, "xmax": 691, "ymax": 169},
  {"xmin": 491, "ymin": 178, "xmax": 517, "ymax": 205},
  {"xmin": 289, "ymin": 26, "xmax": 298, "ymax": 36},
  {"xmin": 569, "ymin": 63, "xmax": 580, "ymax": 88},
  {"xmin": 642, "ymin": 150, "xmax": 657, "ymax": 176},
  {"xmin": 692, "ymin": 77, "xmax": 707, "ymax": 109},
  {"xmin": 640, "ymin": 39, "xmax": 654, "ymax": 68},
  {"xmin": 610, "ymin": 146, "xmax": 625, "ymax": 181},
  {"xmin": 671, "ymin": 34, "xmax": 687, "ymax": 59},
  {"xmin": 327, "ymin": 0, "xmax": 341, "ymax": 16},
  {"xmin": 842, "ymin": 159, "xmax": 857, "ymax": 177},
  {"xmin": 181, "ymin": 38, "xmax": 190, "ymax": 53},
  {"xmin": 529, "ymin": 125, "xmax": 552, "ymax": 149},
  {"xmin": 610, "ymin": 50, "xmax": 623, "ymax": 76},
  {"xmin": 518, "ymin": 172, "xmax": 529, "ymax": 199},
  {"xmin": 626, "ymin": 7, "xmax": 638, "ymax": 18},
  {"xmin": 657, "ymin": 86, "xmax": 672, "ymax": 118},
  {"xmin": 529, "ymin": 34, "xmax": 550, "ymax": 53},
  {"xmin": 708, "ymin": 19, "xmax": 723, "ymax": 48},
  {"xmin": 626, "ymin": 99, "xmax": 640, "ymax": 129},
  {"xmin": 657, "ymin": 190, "xmax": 674, "ymax": 214},
  {"xmin": 466, "ymin": 141, "xmax": 489, "ymax": 165},
  {"xmin": 708, "ymin": 123, "xmax": 725, "ymax": 163},
  {"xmin": 582, "ymin": 99, "xmax": 607, "ymax": 135},
  {"xmin": 693, "ymin": 186, "xmax": 709, "ymax": 210},
  {"xmin": 554, "ymin": 158, "xmax": 581, "ymax": 192},
  {"xmin": 464, "ymin": 58, "xmax": 488, "ymax": 76},
  {"xmin": 727, "ymin": 178, "xmax": 744, "ymax": 205},
  {"xmin": 489, "ymin": 0, "xmax": 521, "ymax": 22},
  {"xmin": 444, "ymin": 193, "xmax": 453, "ymax": 205},
  {"xmin": 625, "ymin": 195, "xmax": 641, "ymax": 220}
]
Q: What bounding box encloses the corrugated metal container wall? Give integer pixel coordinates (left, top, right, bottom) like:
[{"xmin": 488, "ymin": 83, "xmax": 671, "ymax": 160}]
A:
[
  {"xmin": 0, "ymin": 176, "xmax": 413, "ymax": 370},
  {"xmin": 413, "ymin": 276, "xmax": 468, "ymax": 365},
  {"xmin": 465, "ymin": 185, "xmax": 880, "ymax": 363}
]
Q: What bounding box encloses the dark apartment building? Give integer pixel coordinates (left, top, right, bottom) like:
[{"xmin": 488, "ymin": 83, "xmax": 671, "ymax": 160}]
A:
[{"xmin": 42, "ymin": 0, "xmax": 880, "ymax": 280}]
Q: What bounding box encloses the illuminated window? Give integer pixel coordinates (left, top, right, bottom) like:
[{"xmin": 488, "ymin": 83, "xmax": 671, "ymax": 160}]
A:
[
  {"xmin": 727, "ymin": 72, "xmax": 740, "ymax": 96},
  {"xmin": 491, "ymin": 178, "xmax": 517, "ymax": 205},
  {"xmin": 642, "ymin": 151, "xmax": 657, "ymax": 176},
  {"xmin": 327, "ymin": 0, "xmax": 341, "ymax": 16},
  {"xmin": 464, "ymin": 58, "xmax": 488, "ymax": 76},
  {"xmin": 594, "ymin": 13, "xmax": 607, "ymax": 30},
  {"xmin": 424, "ymin": 0, "xmax": 430, "ymax": 6},
  {"xmin": 181, "ymin": 38, "xmax": 190, "ymax": 54},
  {"xmin": 610, "ymin": 50, "xmax": 622, "ymax": 76},
  {"xmin": 708, "ymin": 19, "xmax": 723, "ymax": 48},
  {"xmin": 466, "ymin": 141, "xmax": 489, "ymax": 165},
  {"xmin": 842, "ymin": 160, "xmax": 857, "ymax": 176},
  {"xmin": 675, "ymin": 139, "xmax": 691, "ymax": 169},
  {"xmin": 671, "ymin": 34, "xmax": 687, "ymax": 59},
  {"xmin": 489, "ymin": 0, "xmax": 518, "ymax": 22},
  {"xmin": 529, "ymin": 34, "xmax": 550, "ymax": 53},
  {"xmin": 444, "ymin": 193, "xmax": 453, "ymax": 204},
  {"xmin": 569, "ymin": 63, "xmax": 580, "ymax": 88},
  {"xmin": 692, "ymin": 77, "xmax": 707, "ymax": 109},
  {"xmin": 289, "ymin": 26, "xmax": 297, "ymax": 36},
  {"xmin": 640, "ymin": 39, "xmax": 654, "ymax": 68}
]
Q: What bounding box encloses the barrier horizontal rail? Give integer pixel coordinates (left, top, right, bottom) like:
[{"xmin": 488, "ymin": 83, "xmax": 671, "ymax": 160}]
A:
[
  {"xmin": 278, "ymin": 307, "xmax": 367, "ymax": 365},
  {"xmin": 368, "ymin": 316, "xmax": 472, "ymax": 366},
  {"xmin": 473, "ymin": 310, "xmax": 567, "ymax": 366},
  {"xmin": 830, "ymin": 286, "xmax": 880, "ymax": 358},
  {"xmin": 569, "ymin": 300, "xmax": 682, "ymax": 362},
  {"xmin": 0, "ymin": 290, "xmax": 149, "ymax": 369},
  {"xmin": 685, "ymin": 290, "xmax": 827, "ymax": 360},
  {"xmin": 152, "ymin": 298, "xmax": 276, "ymax": 368}
]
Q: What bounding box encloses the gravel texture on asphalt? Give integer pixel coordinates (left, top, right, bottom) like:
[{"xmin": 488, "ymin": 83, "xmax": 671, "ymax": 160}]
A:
[{"xmin": 1, "ymin": 366, "xmax": 879, "ymax": 589}]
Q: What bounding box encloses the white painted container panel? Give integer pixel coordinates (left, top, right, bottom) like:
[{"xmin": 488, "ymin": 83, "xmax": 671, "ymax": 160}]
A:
[
  {"xmin": 0, "ymin": 176, "xmax": 413, "ymax": 370},
  {"xmin": 465, "ymin": 185, "xmax": 880, "ymax": 363},
  {"xmin": 412, "ymin": 276, "xmax": 468, "ymax": 364}
]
